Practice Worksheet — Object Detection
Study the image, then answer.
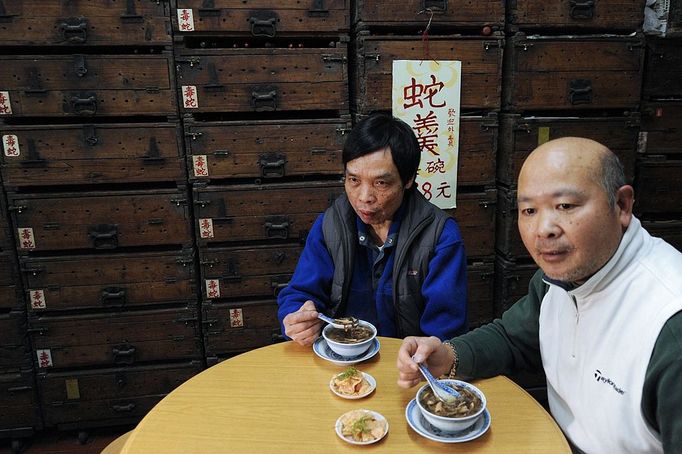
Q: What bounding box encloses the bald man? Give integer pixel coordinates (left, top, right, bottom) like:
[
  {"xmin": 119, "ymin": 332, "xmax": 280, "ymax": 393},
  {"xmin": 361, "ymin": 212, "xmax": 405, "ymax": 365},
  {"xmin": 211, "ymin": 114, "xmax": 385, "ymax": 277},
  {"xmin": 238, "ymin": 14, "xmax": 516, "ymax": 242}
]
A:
[{"xmin": 396, "ymin": 138, "xmax": 682, "ymax": 452}]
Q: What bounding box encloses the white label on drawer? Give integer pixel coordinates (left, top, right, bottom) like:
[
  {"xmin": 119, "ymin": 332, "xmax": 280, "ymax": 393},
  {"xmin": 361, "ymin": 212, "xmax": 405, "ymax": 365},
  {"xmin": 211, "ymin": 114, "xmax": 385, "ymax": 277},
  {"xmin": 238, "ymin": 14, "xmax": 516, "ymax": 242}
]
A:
[
  {"xmin": 199, "ymin": 218, "xmax": 214, "ymax": 239},
  {"xmin": 205, "ymin": 279, "xmax": 221, "ymax": 299},
  {"xmin": 37, "ymin": 349, "xmax": 53, "ymax": 368},
  {"xmin": 18, "ymin": 227, "xmax": 36, "ymax": 249},
  {"xmin": 193, "ymin": 155, "xmax": 209, "ymax": 177},
  {"xmin": 2, "ymin": 134, "xmax": 20, "ymax": 156},
  {"xmin": 229, "ymin": 308, "xmax": 244, "ymax": 328},
  {"xmin": 177, "ymin": 9, "xmax": 195, "ymax": 32},
  {"xmin": 182, "ymin": 85, "xmax": 199, "ymax": 109},
  {"xmin": 29, "ymin": 289, "xmax": 46, "ymax": 309},
  {"xmin": 0, "ymin": 91, "xmax": 12, "ymax": 115}
]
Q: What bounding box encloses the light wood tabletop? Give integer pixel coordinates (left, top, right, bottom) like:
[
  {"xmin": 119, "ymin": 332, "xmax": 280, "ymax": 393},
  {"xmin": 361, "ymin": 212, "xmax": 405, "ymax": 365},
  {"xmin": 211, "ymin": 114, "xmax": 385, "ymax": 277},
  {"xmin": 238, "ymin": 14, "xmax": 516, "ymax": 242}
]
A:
[{"xmin": 121, "ymin": 337, "xmax": 570, "ymax": 453}]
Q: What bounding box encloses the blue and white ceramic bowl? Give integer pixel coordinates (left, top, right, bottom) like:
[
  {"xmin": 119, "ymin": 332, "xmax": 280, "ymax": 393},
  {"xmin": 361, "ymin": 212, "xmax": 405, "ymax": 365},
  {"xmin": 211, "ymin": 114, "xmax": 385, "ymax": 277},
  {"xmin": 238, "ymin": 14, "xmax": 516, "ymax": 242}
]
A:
[
  {"xmin": 416, "ymin": 379, "xmax": 487, "ymax": 433},
  {"xmin": 322, "ymin": 320, "xmax": 376, "ymax": 358}
]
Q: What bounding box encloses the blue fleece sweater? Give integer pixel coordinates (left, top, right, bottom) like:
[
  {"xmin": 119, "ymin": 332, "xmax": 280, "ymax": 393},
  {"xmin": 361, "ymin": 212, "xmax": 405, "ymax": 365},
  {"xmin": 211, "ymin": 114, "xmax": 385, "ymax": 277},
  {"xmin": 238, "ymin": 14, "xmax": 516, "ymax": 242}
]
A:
[{"xmin": 277, "ymin": 208, "xmax": 468, "ymax": 340}]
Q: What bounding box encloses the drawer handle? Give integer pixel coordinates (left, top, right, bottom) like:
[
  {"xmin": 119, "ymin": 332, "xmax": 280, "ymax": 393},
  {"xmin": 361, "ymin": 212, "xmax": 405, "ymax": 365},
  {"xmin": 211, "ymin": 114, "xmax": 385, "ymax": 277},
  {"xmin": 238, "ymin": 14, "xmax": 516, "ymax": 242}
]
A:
[
  {"xmin": 112, "ymin": 345, "xmax": 136, "ymax": 364},
  {"xmin": 568, "ymin": 79, "xmax": 593, "ymax": 105},
  {"xmin": 308, "ymin": 0, "xmax": 329, "ymax": 17},
  {"xmin": 258, "ymin": 153, "xmax": 287, "ymax": 178},
  {"xmin": 248, "ymin": 14, "xmax": 277, "ymax": 38},
  {"xmin": 251, "ymin": 86, "xmax": 278, "ymax": 112},
  {"xmin": 112, "ymin": 403, "xmax": 136, "ymax": 412},
  {"xmin": 66, "ymin": 93, "xmax": 98, "ymax": 116},
  {"xmin": 101, "ymin": 287, "xmax": 127, "ymax": 307},
  {"xmin": 59, "ymin": 17, "xmax": 88, "ymax": 43},
  {"xmin": 265, "ymin": 216, "xmax": 290, "ymax": 239},
  {"xmin": 569, "ymin": 0, "xmax": 595, "ymax": 19},
  {"xmin": 421, "ymin": 0, "xmax": 447, "ymax": 13},
  {"xmin": 88, "ymin": 224, "xmax": 119, "ymax": 249}
]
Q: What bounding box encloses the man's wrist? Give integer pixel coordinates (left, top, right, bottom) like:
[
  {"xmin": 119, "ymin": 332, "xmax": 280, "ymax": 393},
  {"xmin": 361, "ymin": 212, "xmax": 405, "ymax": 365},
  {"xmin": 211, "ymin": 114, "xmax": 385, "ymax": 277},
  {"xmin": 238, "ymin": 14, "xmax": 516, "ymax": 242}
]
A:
[{"xmin": 442, "ymin": 341, "xmax": 458, "ymax": 379}]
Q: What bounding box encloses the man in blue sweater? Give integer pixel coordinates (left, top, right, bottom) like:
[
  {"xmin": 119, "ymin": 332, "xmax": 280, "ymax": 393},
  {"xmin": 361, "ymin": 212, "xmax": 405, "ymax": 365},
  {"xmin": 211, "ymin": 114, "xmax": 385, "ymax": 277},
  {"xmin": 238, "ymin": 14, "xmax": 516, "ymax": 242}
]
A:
[{"xmin": 277, "ymin": 113, "xmax": 468, "ymax": 346}]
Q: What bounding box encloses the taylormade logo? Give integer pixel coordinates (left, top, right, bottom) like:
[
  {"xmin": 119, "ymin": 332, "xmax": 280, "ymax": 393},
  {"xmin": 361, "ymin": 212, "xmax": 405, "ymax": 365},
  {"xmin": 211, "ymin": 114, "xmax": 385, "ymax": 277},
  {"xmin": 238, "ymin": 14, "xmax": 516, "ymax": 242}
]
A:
[{"xmin": 594, "ymin": 369, "xmax": 626, "ymax": 395}]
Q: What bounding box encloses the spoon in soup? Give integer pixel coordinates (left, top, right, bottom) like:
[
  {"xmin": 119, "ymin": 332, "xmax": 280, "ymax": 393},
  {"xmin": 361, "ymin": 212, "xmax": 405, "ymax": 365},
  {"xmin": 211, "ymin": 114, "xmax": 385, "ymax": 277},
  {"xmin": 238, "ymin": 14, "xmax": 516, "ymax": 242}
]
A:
[
  {"xmin": 318, "ymin": 313, "xmax": 359, "ymax": 330},
  {"xmin": 413, "ymin": 356, "xmax": 461, "ymax": 404}
]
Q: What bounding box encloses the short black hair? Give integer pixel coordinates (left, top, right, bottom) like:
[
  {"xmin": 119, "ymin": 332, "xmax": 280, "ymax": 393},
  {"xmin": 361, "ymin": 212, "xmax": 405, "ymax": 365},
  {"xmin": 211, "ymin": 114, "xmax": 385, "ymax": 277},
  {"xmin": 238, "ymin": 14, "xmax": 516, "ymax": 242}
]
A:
[{"xmin": 342, "ymin": 113, "xmax": 421, "ymax": 188}]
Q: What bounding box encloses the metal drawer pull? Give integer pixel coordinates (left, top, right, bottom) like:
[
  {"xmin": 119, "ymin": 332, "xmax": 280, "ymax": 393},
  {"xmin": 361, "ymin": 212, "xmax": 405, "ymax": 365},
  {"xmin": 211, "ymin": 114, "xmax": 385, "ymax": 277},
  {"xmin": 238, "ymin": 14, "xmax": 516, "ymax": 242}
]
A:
[
  {"xmin": 88, "ymin": 224, "xmax": 119, "ymax": 249},
  {"xmin": 67, "ymin": 94, "xmax": 98, "ymax": 115},
  {"xmin": 112, "ymin": 346, "xmax": 136, "ymax": 364},
  {"xmin": 112, "ymin": 403, "xmax": 136, "ymax": 412},
  {"xmin": 568, "ymin": 79, "xmax": 593, "ymax": 105},
  {"xmin": 251, "ymin": 86, "xmax": 278, "ymax": 112},
  {"xmin": 59, "ymin": 17, "xmax": 88, "ymax": 43},
  {"xmin": 421, "ymin": 0, "xmax": 447, "ymax": 13},
  {"xmin": 249, "ymin": 15, "xmax": 277, "ymax": 37},
  {"xmin": 258, "ymin": 153, "xmax": 286, "ymax": 178},
  {"xmin": 265, "ymin": 216, "xmax": 290, "ymax": 239},
  {"xmin": 569, "ymin": 0, "xmax": 595, "ymax": 19},
  {"xmin": 101, "ymin": 287, "xmax": 127, "ymax": 307}
]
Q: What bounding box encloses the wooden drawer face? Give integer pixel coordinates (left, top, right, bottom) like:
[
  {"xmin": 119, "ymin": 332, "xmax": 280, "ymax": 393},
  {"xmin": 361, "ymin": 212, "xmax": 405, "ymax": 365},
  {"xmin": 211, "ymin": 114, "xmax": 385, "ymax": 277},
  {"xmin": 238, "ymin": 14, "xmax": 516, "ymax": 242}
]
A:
[
  {"xmin": 203, "ymin": 299, "xmax": 279, "ymax": 355},
  {"xmin": 0, "ymin": 54, "xmax": 177, "ymax": 118},
  {"xmin": 0, "ymin": 311, "xmax": 29, "ymax": 371},
  {"xmin": 495, "ymin": 187, "xmax": 529, "ymax": 260},
  {"xmin": 640, "ymin": 102, "xmax": 682, "ymax": 154},
  {"xmin": 443, "ymin": 188, "xmax": 496, "ymax": 259},
  {"xmin": 503, "ymin": 35, "xmax": 644, "ymax": 111},
  {"xmin": 642, "ymin": 220, "xmax": 682, "ymax": 252},
  {"xmin": 194, "ymin": 181, "xmax": 343, "ymax": 245},
  {"xmin": 175, "ymin": 47, "xmax": 348, "ymax": 114},
  {"xmin": 22, "ymin": 250, "xmax": 196, "ymax": 313},
  {"xmin": 0, "ymin": 123, "xmax": 186, "ymax": 188},
  {"xmin": 0, "ymin": 371, "xmax": 41, "ymax": 430},
  {"xmin": 643, "ymin": 38, "xmax": 682, "ymax": 99},
  {"xmin": 507, "ymin": 0, "xmax": 646, "ymax": 32},
  {"xmin": 173, "ymin": 0, "xmax": 350, "ymax": 35},
  {"xmin": 635, "ymin": 158, "xmax": 682, "ymax": 215},
  {"xmin": 356, "ymin": 35, "xmax": 503, "ymax": 113},
  {"xmin": 467, "ymin": 261, "xmax": 494, "ymax": 328},
  {"xmin": 498, "ymin": 114, "xmax": 639, "ymax": 186},
  {"xmin": 0, "ymin": 285, "xmax": 22, "ymax": 312},
  {"xmin": 494, "ymin": 257, "xmax": 538, "ymax": 316},
  {"xmin": 458, "ymin": 114, "xmax": 498, "ymax": 187},
  {"xmin": 185, "ymin": 118, "xmax": 348, "ymax": 181},
  {"xmin": 0, "ymin": 251, "xmax": 18, "ymax": 287},
  {"xmin": 355, "ymin": 0, "xmax": 505, "ymax": 28},
  {"xmin": 30, "ymin": 307, "xmax": 201, "ymax": 369},
  {"xmin": 9, "ymin": 189, "xmax": 193, "ymax": 252},
  {"xmin": 0, "ymin": 0, "xmax": 172, "ymax": 46},
  {"xmin": 200, "ymin": 244, "xmax": 303, "ymax": 300},
  {"xmin": 38, "ymin": 361, "xmax": 202, "ymax": 427}
]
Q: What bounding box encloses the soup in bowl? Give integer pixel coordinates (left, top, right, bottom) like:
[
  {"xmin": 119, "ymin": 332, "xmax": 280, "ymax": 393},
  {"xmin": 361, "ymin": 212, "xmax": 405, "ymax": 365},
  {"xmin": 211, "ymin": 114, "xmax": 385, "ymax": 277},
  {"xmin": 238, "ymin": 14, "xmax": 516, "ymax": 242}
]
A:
[
  {"xmin": 322, "ymin": 320, "xmax": 376, "ymax": 358},
  {"xmin": 415, "ymin": 379, "xmax": 486, "ymax": 433}
]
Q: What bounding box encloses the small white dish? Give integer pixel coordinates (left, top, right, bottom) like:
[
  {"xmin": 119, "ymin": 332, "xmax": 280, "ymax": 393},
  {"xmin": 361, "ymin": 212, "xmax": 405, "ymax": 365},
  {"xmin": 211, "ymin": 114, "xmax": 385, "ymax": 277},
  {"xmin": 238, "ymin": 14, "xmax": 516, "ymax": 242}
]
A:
[
  {"xmin": 313, "ymin": 337, "xmax": 380, "ymax": 366},
  {"xmin": 329, "ymin": 371, "xmax": 376, "ymax": 399},
  {"xmin": 335, "ymin": 409, "xmax": 388, "ymax": 445},
  {"xmin": 405, "ymin": 398, "xmax": 491, "ymax": 443}
]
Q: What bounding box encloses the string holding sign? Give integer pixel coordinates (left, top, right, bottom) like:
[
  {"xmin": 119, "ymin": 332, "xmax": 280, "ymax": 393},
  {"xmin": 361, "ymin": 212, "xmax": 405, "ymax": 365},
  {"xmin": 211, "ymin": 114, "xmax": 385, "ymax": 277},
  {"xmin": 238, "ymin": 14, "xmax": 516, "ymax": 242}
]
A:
[{"xmin": 418, "ymin": 8, "xmax": 436, "ymax": 64}]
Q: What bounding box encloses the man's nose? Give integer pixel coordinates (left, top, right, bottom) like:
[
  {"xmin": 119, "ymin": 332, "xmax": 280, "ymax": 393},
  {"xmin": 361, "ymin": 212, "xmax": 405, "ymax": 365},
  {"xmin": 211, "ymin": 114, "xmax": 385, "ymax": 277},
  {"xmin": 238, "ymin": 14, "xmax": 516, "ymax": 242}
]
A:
[
  {"xmin": 358, "ymin": 183, "xmax": 376, "ymax": 203},
  {"xmin": 536, "ymin": 211, "xmax": 561, "ymax": 238}
]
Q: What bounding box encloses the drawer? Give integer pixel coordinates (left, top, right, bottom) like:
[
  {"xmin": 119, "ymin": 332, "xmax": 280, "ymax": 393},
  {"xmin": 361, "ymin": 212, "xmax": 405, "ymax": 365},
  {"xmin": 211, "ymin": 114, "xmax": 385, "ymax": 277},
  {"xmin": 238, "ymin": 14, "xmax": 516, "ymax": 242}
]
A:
[
  {"xmin": 0, "ymin": 285, "xmax": 23, "ymax": 313},
  {"xmin": 503, "ymin": 34, "xmax": 644, "ymax": 111},
  {"xmin": 0, "ymin": 0, "xmax": 172, "ymax": 46},
  {"xmin": 640, "ymin": 101, "xmax": 682, "ymax": 155},
  {"xmin": 498, "ymin": 113, "xmax": 639, "ymax": 187},
  {"xmin": 0, "ymin": 311, "xmax": 30, "ymax": 372},
  {"xmin": 175, "ymin": 44, "xmax": 348, "ymax": 114},
  {"xmin": 203, "ymin": 299, "xmax": 279, "ymax": 356},
  {"xmin": 8, "ymin": 188, "xmax": 193, "ymax": 253},
  {"xmin": 173, "ymin": 0, "xmax": 349, "ymax": 36},
  {"xmin": 635, "ymin": 157, "xmax": 682, "ymax": 215},
  {"xmin": 21, "ymin": 250, "xmax": 196, "ymax": 313},
  {"xmin": 184, "ymin": 117, "xmax": 348, "ymax": 181},
  {"xmin": 643, "ymin": 37, "xmax": 682, "ymax": 99},
  {"xmin": 0, "ymin": 123, "xmax": 186, "ymax": 188},
  {"xmin": 495, "ymin": 186, "xmax": 529, "ymax": 260},
  {"xmin": 30, "ymin": 307, "xmax": 202, "ymax": 369},
  {"xmin": 355, "ymin": 34, "xmax": 504, "ymax": 113},
  {"xmin": 0, "ymin": 54, "xmax": 177, "ymax": 118},
  {"xmin": 507, "ymin": 0, "xmax": 646, "ymax": 32},
  {"xmin": 194, "ymin": 181, "xmax": 344, "ymax": 245},
  {"xmin": 200, "ymin": 244, "xmax": 303, "ymax": 300},
  {"xmin": 493, "ymin": 256, "xmax": 539, "ymax": 316},
  {"xmin": 641, "ymin": 219, "xmax": 682, "ymax": 252},
  {"xmin": 443, "ymin": 188, "xmax": 497, "ymax": 259},
  {"xmin": 0, "ymin": 370, "xmax": 42, "ymax": 432},
  {"xmin": 38, "ymin": 361, "xmax": 202, "ymax": 428},
  {"xmin": 467, "ymin": 261, "xmax": 494, "ymax": 328},
  {"xmin": 354, "ymin": 0, "xmax": 504, "ymax": 29}
]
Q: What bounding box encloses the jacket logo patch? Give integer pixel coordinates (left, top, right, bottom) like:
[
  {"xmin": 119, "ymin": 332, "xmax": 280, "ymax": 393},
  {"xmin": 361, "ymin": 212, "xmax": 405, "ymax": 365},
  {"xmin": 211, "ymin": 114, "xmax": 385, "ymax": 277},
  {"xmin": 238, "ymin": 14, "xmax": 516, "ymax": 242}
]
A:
[
  {"xmin": 407, "ymin": 270, "xmax": 419, "ymax": 276},
  {"xmin": 594, "ymin": 369, "xmax": 626, "ymax": 395}
]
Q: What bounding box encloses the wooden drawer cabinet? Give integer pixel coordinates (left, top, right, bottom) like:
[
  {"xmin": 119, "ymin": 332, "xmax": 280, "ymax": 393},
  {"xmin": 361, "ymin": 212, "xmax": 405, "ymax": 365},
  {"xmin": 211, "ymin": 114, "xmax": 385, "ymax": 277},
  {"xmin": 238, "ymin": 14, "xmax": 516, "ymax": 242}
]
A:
[
  {"xmin": 640, "ymin": 101, "xmax": 682, "ymax": 155},
  {"xmin": 494, "ymin": 256, "xmax": 538, "ymax": 316},
  {"xmin": 643, "ymin": 38, "xmax": 682, "ymax": 99},
  {"xmin": 0, "ymin": 311, "xmax": 31, "ymax": 372},
  {"xmin": 495, "ymin": 186, "xmax": 528, "ymax": 260},
  {"xmin": 467, "ymin": 261, "xmax": 494, "ymax": 328},
  {"xmin": 635, "ymin": 156, "xmax": 682, "ymax": 215},
  {"xmin": 0, "ymin": 370, "xmax": 42, "ymax": 433},
  {"xmin": 444, "ymin": 188, "xmax": 497, "ymax": 259}
]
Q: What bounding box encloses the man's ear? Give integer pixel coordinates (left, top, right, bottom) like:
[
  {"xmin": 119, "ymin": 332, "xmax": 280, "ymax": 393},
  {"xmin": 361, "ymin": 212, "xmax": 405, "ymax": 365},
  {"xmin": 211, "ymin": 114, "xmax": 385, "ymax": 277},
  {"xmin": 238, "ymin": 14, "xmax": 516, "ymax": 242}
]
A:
[
  {"xmin": 405, "ymin": 176, "xmax": 415, "ymax": 190},
  {"xmin": 616, "ymin": 185, "xmax": 635, "ymax": 227}
]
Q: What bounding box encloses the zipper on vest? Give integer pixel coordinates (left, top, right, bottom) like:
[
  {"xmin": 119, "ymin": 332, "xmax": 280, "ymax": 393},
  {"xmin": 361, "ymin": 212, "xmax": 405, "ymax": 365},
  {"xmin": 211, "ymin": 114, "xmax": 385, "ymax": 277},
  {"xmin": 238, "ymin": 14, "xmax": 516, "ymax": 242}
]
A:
[{"xmin": 571, "ymin": 294, "xmax": 579, "ymax": 359}]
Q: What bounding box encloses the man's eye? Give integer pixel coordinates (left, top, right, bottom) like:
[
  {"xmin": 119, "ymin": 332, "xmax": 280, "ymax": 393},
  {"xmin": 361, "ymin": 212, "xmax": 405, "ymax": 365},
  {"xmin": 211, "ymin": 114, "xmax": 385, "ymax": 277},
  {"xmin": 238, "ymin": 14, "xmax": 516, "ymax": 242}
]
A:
[
  {"xmin": 557, "ymin": 203, "xmax": 573, "ymax": 210},
  {"xmin": 521, "ymin": 208, "xmax": 535, "ymax": 216}
]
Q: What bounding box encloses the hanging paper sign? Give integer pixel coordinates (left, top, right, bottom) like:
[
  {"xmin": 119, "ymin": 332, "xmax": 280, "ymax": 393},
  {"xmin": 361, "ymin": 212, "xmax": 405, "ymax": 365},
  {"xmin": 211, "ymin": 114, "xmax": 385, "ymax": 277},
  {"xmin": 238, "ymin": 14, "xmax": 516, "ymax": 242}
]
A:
[{"xmin": 392, "ymin": 60, "xmax": 461, "ymax": 209}]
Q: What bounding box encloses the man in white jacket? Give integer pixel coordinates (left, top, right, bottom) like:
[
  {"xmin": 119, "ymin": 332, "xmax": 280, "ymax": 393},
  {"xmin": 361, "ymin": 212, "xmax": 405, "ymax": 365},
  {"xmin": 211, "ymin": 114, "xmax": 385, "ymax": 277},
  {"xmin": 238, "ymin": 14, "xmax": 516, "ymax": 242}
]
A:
[{"xmin": 396, "ymin": 137, "xmax": 682, "ymax": 452}]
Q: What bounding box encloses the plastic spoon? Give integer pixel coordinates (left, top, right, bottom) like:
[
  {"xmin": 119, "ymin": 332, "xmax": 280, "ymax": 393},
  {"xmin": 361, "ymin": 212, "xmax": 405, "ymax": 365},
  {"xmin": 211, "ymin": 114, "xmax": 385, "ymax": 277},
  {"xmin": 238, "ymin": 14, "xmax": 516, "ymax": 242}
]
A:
[
  {"xmin": 318, "ymin": 313, "xmax": 359, "ymax": 330},
  {"xmin": 413, "ymin": 356, "xmax": 461, "ymax": 403}
]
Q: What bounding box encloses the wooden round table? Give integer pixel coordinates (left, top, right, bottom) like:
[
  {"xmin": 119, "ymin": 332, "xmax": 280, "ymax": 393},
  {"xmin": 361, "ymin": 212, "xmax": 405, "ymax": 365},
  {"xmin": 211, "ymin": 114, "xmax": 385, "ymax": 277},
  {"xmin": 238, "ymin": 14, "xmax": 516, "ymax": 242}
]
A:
[{"xmin": 122, "ymin": 337, "xmax": 570, "ymax": 453}]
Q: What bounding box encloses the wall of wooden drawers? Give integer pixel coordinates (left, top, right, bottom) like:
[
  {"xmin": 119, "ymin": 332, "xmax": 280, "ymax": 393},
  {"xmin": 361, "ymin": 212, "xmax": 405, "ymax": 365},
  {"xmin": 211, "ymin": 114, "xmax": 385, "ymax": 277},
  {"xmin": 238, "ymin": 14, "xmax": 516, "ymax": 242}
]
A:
[{"xmin": 1, "ymin": 0, "xmax": 681, "ymax": 446}]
